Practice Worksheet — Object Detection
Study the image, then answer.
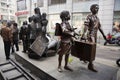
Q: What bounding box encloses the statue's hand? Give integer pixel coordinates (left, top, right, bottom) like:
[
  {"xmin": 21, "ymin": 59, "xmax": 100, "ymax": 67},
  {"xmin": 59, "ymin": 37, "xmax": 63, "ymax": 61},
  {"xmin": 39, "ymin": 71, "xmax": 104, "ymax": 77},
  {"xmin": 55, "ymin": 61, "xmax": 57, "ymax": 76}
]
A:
[{"xmin": 80, "ymin": 36, "xmax": 86, "ymax": 41}]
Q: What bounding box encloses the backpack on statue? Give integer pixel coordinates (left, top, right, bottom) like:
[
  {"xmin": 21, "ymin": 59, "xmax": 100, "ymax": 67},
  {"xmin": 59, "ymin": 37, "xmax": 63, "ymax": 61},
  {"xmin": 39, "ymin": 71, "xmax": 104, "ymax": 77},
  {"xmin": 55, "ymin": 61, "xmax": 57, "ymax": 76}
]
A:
[{"xmin": 55, "ymin": 23, "xmax": 62, "ymax": 36}]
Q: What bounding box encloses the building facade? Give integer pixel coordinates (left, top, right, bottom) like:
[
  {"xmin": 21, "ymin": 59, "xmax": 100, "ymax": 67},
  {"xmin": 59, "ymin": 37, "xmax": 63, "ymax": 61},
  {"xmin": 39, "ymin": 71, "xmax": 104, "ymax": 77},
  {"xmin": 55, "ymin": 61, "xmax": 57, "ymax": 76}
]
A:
[
  {"xmin": 0, "ymin": 0, "xmax": 17, "ymax": 22},
  {"xmin": 16, "ymin": 0, "xmax": 37, "ymax": 27},
  {"xmin": 16, "ymin": 0, "xmax": 120, "ymax": 35}
]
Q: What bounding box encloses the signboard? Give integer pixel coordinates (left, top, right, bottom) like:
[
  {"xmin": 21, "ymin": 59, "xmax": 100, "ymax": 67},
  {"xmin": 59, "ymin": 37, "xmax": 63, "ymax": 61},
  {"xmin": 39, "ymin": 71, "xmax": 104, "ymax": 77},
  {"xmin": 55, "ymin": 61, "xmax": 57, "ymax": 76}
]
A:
[
  {"xmin": 15, "ymin": 11, "xmax": 29, "ymax": 16},
  {"xmin": 30, "ymin": 36, "xmax": 48, "ymax": 56}
]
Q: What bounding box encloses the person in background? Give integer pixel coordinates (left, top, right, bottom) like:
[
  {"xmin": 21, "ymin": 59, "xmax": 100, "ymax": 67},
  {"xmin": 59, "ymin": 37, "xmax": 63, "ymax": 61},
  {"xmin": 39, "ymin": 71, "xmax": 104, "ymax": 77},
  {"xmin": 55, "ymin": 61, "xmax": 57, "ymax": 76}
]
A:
[
  {"xmin": 19, "ymin": 21, "xmax": 30, "ymax": 53},
  {"xmin": 1, "ymin": 22, "xmax": 13, "ymax": 60},
  {"xmin": 113, "ymin": 22, "xmax": 120, "ymax": 34},
  {"xmin": 112, "ymin": 23, "xmax": 120, "ymax": 38},
  {"xmin": 11, "ymin": 23, "xmax": 19, "ymax": 53}
]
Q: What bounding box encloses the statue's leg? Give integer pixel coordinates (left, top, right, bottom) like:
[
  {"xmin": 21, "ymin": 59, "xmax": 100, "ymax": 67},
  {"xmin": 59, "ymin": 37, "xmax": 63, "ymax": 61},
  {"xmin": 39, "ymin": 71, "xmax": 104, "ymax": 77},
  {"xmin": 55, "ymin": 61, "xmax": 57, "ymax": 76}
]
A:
[
  {"xmin": 57, "ymin": 43, "xmax": 64, "ymax": 72},
  {"xmin": 88, "ymin": 36, "xmax": 97, "ymax": 72},
  {"xmin": 64, "ymin": 53, "xmax": 73, "ymax": 71},
  {"xmin": 88, "ymin": 61, "xmax": 97, "ymax": 72},
  {"xmin": 64, "ymin": 43, "xmax": 73, "ymax": 71},
  {"xmin": 58, "ymin": 52, "xmax": 63, "ymax": 72}
]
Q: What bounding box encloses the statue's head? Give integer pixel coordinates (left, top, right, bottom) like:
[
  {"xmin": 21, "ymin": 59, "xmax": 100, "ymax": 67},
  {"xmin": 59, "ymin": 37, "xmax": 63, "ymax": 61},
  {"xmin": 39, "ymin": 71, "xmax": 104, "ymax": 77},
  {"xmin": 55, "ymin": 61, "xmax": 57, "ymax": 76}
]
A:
[
  {"xmin": 90, "ymin": 4, "xmax": 99, "ymax": 14},
  {"xmin": 42, "ymin": 13, "xmax": 47, "ymax": 19},
  {"xmin": 34, "ymin": 7, "xmax": 40, "ymax": 14},
  {"xmin": 60, "ymin": 11, "xmax": 70, "ymax": 21},
  {"xmin": 28, "ymin": 17, "xmax": 33, "ymax": 23},
  {"xmin": 23, "ymin": 21, "xmax": 27, "ymax": 25}
]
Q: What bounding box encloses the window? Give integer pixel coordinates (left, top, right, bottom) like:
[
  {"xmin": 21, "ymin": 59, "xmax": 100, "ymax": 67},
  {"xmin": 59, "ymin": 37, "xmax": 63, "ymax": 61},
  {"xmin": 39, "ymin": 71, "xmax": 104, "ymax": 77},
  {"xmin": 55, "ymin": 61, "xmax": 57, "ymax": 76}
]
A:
[
  {"xmin": 1, "ymin": 15, "xmax": 8, "ymax": 20},
  {"xmin": 37, "ymin": 0, "xmax": 43, "ymax": 7},
  {"xmin": 73, "ymin": 0, "xmax": 97, "ymax": 3},
  {"xmin": 1, "ymin": 0, "xmax": 7, "ymax": 2},
  {"xmin": 1, "ymin": 2, "xmax": 7, "ymax": 7},
  {"xmin": 113, "ymin": 11, "xmax": 120, "ymax": 23},
  {"xmin": 72, "ymin": 12, "xmax": 90, "ymax": 33},
  {"xmin": 48, "ymin": 0, "xmax": 66, "ymax": 6},
  {"xmin": 1, "ymin": 9, "xmax": 8, "ymax": 13},
  {"xmin": 10, "ymin": 10, "xmax": 14, "ymax": 13},
  {"xmin": 10, "ymin": 16, "xmax": 15, "ymax": 20},
  {"xmin": 8, "ymin": 0, "xmax": 11, "ymax": 2},
  {"xmin": 17, "ymin": 0, "xmax": 26, "ymax": 11},
  {"xmin": 48, "ymin": 14, "xmax": 61, "ymax": 33}
]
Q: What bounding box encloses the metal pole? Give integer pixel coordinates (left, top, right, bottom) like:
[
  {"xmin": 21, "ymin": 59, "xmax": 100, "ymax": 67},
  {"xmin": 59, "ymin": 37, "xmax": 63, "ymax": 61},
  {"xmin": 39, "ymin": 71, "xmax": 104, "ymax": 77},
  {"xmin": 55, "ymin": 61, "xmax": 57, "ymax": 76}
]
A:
[{"xmin": 30, "ymin": 0, "xmax": 32, "ymax": 16}]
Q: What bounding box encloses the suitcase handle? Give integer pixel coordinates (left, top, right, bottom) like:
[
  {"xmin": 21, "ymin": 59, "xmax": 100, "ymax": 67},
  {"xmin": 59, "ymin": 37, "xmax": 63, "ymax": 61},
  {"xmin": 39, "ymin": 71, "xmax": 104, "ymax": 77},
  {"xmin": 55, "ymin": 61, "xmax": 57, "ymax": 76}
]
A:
[{"xmin": 80, "ymin": 37, "xmax": 87, "ymax": 42}]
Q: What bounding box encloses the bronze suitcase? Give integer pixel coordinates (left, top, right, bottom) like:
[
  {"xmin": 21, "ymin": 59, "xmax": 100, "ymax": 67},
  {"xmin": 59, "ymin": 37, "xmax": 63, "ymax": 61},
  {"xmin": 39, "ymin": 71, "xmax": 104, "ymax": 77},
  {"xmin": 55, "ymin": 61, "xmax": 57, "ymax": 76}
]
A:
[
  {"xmin": 71, "ymin": 40, "xmax": 96, "ymax": 61},
  {"xmin": 30, "ymin": 36, "xmax": 48, "ymax": 56}
]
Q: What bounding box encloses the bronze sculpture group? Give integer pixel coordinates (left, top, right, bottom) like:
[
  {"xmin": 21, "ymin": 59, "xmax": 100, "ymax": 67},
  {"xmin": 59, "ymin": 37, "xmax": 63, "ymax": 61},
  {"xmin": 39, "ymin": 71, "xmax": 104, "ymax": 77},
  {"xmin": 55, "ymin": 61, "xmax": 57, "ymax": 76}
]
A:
[
  {"xmin": 20, "ymin": 4, "xmax": 107, "ymax": 72},
  {"xmin": 22, "ymin": 7, "xmax": 58, "ymax": 59},
  {"xmin": 56, "ymin": 4, "xmax": 107, "ymax": 72}
]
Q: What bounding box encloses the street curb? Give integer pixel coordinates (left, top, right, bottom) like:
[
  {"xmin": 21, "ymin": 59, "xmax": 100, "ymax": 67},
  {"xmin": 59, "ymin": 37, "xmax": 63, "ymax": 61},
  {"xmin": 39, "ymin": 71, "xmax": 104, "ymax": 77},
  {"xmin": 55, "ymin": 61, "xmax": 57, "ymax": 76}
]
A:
[
  {"xmin": 97, "ymin": 44, "xmax": 120, "ymax": 80},
  {"xmin": 117, "ymin": 69, "xmax": 120, "ymax": 80},
  {"xmin": 97, "ymin": 44, "xmax": 120, "ymax": 51}
]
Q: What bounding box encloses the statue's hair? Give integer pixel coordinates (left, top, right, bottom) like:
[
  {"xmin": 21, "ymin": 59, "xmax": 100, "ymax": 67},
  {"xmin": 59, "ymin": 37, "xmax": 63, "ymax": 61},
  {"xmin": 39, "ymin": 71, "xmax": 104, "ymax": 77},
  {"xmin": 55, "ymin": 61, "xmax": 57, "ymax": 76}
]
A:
[
  {"xmin": 28, "ymin": 17, "xmax": 33, "ymax": 22},
  {"xmin": 90, "ymin": 4, "xmax": 99, "ymax": 11},
  {"xmin": 34, "ymin": 7, "xmax": 40, "ymax": 14},
  {"xmin": 60, "ymin": 11, "xmax": 70, "ymax": 20}
]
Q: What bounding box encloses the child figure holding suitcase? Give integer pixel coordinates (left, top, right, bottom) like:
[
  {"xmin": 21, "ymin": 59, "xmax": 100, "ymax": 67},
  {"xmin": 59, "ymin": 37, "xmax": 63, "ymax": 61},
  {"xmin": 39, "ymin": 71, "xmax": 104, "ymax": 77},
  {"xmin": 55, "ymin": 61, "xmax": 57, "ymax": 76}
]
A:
[{"xmin": 81, "ymin": 4, "xmax": 107, "ymax": 72}]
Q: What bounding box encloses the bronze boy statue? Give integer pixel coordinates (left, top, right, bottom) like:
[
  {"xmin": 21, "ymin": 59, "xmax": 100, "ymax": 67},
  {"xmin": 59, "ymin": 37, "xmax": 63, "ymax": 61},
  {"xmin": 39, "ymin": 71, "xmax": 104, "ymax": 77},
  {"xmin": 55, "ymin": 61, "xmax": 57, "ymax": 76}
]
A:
[
  {"xmin": 57, "ymin": 11, "xmax": 75, "ymax": 72},
  {"xmin": 81, "ymin": 4, "xmax": 107, "ymax": 72}
]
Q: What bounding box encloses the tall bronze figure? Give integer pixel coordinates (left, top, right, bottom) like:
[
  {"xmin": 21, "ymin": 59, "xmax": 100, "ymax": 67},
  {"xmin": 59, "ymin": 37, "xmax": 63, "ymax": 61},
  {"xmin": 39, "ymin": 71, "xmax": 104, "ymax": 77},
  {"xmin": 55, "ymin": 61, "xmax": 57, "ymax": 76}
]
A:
[
  {"xmin": 28, "ymin": 8, "xmax": 58, "ymax": 59},
  {"xmin": 57, "ymin": 11, "xmax": 75, "ymax": 72},
  {"xmin": 28, "ymin": 7, "xmax": 43, "ymax": 59},
  {"xmin": 81, "ymin": 4, "xmax": 107, "ymax": 72}
]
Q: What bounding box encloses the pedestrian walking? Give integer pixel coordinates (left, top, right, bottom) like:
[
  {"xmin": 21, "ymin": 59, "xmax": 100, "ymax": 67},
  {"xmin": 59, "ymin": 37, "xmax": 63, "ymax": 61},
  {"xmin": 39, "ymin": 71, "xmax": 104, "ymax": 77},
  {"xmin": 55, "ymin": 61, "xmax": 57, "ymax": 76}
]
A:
[
  {"xmin": 11, "ymin": 22, "xmax": 19, "ymax": 53},
  {"xmin": 1, "ymin": 22, "xmax": 13, "ymax": 60}
]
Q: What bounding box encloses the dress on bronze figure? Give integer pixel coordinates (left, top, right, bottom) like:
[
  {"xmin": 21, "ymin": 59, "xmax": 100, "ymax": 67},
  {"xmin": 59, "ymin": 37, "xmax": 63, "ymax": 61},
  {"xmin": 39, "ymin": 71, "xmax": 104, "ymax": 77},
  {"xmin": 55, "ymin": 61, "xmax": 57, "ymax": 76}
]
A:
[
  {"xmin": 57, "ymin": 11, "xmax": 75, "ymax": 72},
  {"xmin": 81, "ymin": 4, "xmax": 107, "ymax": 72}
]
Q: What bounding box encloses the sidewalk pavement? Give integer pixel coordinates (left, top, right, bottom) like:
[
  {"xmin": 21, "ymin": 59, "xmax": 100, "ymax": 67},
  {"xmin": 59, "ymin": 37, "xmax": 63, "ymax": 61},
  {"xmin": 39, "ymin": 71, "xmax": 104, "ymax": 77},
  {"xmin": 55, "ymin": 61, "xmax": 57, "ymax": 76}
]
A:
[
  {"xmin": 15, "ymin": 43, "xmax": 120, "ymax": 80},
  {"xmin": 97, "ymin": 44, "xmax": 120, "ymax": 51},
  {"xmin": 98, "ymin": 44, "xmax": 120, "ymax": 80},
  {"xmin": 117, "ymin": 69, "xmax": 120, "ymax": 80}
]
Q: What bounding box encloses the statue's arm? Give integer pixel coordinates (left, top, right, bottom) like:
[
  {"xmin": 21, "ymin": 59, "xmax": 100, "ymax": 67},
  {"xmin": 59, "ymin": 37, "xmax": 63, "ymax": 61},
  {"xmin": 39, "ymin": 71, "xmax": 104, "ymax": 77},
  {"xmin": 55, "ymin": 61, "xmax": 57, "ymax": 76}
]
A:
[
  {"xmin": 61, "ymin": 23, "xmax": 74, "ymax": 36},
  {"xmin": 99, "ymin": 23, "xmax": 107, "ymax": 40},
  {"xmin": 81, "ymin": 17, "xmax": 89, "ymax": 39}
]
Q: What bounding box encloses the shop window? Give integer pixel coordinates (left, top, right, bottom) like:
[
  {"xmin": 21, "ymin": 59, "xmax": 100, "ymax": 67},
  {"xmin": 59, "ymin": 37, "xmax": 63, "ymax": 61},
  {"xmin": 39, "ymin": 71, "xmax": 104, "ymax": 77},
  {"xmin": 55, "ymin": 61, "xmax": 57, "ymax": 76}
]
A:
[
  {"xmin": 73, "ymin": 0, "xmax": 98, "ymax": 3},
  {"xmin": 113, "ymin": 11, "xmax": 120, "ymax": 23},
  {"xmin": 72, "ymin": 12, "xmax": 90, "ymax": 33},
  {"xmin": 37, "ymin": 0, "xmax": 43, "ymax": 7},
  {"xmin": 17, "ymin": 0, "xmax": 26, "ymax": 11},
  {"xmin": 48, "ymin": 0, "xmax": 66, "ymax": 6}
]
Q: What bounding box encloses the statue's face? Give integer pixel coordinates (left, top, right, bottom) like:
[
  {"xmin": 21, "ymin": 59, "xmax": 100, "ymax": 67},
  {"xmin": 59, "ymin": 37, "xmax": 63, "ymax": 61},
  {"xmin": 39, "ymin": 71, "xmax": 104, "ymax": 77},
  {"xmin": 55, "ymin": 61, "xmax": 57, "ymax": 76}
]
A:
[
  {"xmin": 65, "ymin": 12, "xmax": 70, "ymax": 20},
  {"xmin": 34, "ymin": 8, "xmax": 40, "ymax": 14},
  {"xmin": 91, "ymin": 6, "xmax": 99, "ymax": 14},
  {"xmin": 42, "ymin": 13, "xmax": 46, "ymax": 18}
]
